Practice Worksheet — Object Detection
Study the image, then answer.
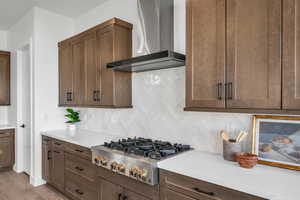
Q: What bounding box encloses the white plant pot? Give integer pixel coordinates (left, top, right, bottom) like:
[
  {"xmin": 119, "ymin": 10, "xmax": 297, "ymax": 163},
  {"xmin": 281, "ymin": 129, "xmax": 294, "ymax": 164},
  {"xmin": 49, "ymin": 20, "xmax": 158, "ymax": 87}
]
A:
[{"xmin": 68, "ymin": 124, "xmax": 77, "ymax": 131}]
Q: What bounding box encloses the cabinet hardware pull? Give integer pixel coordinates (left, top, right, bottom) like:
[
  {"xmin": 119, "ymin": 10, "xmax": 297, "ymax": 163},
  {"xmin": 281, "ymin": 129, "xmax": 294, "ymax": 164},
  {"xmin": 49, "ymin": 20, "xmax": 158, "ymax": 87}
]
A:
[
  {"xmin": 75, "ymin": 166, "xmax": 84, "ymax": 171},
  {"xmin": 193, "ymin": 187, "xmax": 215, "ymax": 196},
  {"xmin": 93, "ymin": 90, "xmax": 97, "ymax": 101},
  {"xmin": 75, "ymin": 149, "xmax": 83, "ymax": 153},
  {"xmin": 96, "ymin": 90, "xmax": 101, "ymax": 102},
  {"xmin": 93, "ymin": 90, "xmax": 101, "ymax": 102},
  {"xmin": 75, "ymin": 189, "xmax": 84, "ymax": 195},
  {"xmin": 47, "ymin": 150, "xmax": 52, "ymax": 160},
  {"xmin": 217, "ymin": 83, "xmax": 222, "ymax": 100},
  {"xmin": 228, "ymin": 82, "xmax": 233, "ymax": 100},
  {"xmin": 70, "ymin": 92, "xmax": 73, "ymax": 101},
  {"xmin": 118, "ymin": 194, "xmax": 123, "ymax": 200}
]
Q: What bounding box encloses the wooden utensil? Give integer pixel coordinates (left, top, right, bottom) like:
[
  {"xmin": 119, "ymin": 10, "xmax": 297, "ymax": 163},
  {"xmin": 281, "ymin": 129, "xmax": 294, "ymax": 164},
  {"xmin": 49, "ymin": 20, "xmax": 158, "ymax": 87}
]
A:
[
  {"xmin": 220, "ymin": 130, "xmax": 230, "ymax": 141},
  {"xmin": 236, "ymin": 131, "xmax": 248, "ymax": 142}
]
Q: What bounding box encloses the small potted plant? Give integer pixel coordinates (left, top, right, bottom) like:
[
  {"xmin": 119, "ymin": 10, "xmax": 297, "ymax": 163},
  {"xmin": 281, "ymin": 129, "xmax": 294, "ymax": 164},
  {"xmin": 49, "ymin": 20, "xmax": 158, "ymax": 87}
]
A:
[{"xmin": 65, "ymin": 108, "xmax": 80, "ymax": 131}]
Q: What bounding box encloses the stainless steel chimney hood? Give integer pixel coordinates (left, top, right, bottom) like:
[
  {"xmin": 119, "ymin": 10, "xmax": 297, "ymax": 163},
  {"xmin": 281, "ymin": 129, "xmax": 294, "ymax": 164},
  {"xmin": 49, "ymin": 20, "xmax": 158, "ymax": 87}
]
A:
[{"xmin": 107, "ymin": 0, "xmax": 185, "ymax": 72}]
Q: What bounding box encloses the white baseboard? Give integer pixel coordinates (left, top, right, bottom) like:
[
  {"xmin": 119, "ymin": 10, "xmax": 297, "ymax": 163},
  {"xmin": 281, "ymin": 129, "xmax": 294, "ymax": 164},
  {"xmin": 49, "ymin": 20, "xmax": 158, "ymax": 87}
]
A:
[
  {"xmin": 13, "ymin": 164, "xmax": 23, "ymax": 173},
  {"xmin": 30, "ymin": 176, "xmax": 46, "ymax": 187}
]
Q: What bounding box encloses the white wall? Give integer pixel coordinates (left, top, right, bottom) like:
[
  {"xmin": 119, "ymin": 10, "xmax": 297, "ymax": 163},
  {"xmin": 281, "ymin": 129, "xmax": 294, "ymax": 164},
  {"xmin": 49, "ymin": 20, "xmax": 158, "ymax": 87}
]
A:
[
  {"xmin": 0, "ymin": 30, "xmax": 8, "ymax": 124},
  {"xmin": 32, "ymin": 7, "xmax": 74, "ymax": 185},
  {"xmin": 7, "ymin": 7, "xmax": 74, "ymax": 186},
  {"xmin": 73, "ymin": 0, "xmax": 253, "ymax": 153}
]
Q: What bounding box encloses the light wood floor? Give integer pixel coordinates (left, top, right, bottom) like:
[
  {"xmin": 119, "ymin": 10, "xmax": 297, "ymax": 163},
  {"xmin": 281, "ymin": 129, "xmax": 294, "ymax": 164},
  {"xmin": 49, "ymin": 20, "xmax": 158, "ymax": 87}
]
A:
[{"xmin": 0, "ymin": 170, "xmax": 70, "ymax": 200}]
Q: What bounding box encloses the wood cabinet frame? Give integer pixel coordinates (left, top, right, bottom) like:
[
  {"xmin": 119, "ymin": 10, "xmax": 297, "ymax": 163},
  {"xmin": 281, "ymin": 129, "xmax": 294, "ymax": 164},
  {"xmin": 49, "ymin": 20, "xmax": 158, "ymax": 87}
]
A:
[{"xmin": 58, "ymin": 18, "xmax": 133, "ymax": 108}]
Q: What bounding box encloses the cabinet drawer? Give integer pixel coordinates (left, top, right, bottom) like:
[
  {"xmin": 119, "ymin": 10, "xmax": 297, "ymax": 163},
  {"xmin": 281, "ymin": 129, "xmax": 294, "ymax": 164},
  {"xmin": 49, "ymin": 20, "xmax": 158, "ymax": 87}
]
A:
[
  {"xmin": 65, "ymin": 153, "xmax": 96, "ymax": 182},
  {"xmin": 160, "ymin": 170, "xmax": 266, "ymax": 200},
  {"xmin": 52, "ymin": 139, "xmax": 65, "ymax": 149},
  {"xmin": 65, "ymin": 143, "xmax": 91, "ymax": 160},
  {"xmin": 65, "ymin": 171, "xmax": 98, "ymax": 200}
]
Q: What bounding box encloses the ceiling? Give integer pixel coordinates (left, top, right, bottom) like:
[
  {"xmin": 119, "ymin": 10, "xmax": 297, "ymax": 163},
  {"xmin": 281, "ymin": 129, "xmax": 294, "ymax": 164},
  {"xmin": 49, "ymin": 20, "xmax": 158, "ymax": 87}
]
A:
[{"xmin": 0, "ymin": 0, "xmax": 108, "ymax": 30}]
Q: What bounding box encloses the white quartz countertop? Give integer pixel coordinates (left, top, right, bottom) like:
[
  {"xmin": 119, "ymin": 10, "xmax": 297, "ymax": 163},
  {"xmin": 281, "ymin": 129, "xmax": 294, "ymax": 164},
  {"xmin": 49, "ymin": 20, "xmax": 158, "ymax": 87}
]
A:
[
  {"xmin": 41, "ymin": 129, "xmax": 120, "ymax": 149},
  {"xmin": 158, "ymin": 150, "xmax": 300, "ymax": 200},
  {"xmin": 0, "ymin": 124, "xmax": 15, "ymax": 130}
]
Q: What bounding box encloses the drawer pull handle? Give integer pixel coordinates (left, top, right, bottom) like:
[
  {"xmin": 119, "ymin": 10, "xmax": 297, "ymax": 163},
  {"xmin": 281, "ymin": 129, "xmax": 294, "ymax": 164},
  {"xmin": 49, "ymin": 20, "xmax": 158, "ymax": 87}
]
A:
[
  {"xmin": 75, "ymin": 149, "xmax": 83, "ymax": 153},
  {"xmin": 75, "ymin": 189, "xmax": 84, "ymax": 195},
  {"xmin": 193, "ymin": 187, "xmax": 215, "ymax": 196},
  {"xmin": 118, "ymin": 194, "xmax": 122, "ymax": 200},
  {"xmin": 75, "ymin": 166, "xmax": 84, "ymax": 171}
]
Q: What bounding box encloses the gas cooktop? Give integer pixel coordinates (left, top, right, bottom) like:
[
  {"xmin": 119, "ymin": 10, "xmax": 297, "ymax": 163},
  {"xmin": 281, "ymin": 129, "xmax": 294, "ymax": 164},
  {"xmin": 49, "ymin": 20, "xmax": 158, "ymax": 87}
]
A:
[
  {"xmin": 91, "ymin": 137, "xmax": 191, "ymax": 185},
  {"xmin": 103, "ymin": 137, "xmax": 191, "ymax": 160}
]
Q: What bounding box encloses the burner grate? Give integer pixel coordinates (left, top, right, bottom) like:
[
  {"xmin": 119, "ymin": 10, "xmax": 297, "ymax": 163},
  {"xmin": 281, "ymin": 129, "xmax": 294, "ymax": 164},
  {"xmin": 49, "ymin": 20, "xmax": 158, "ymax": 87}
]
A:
[{"xmin": 103, "ymin": 137, "xmax": 191, "ymax": 160}]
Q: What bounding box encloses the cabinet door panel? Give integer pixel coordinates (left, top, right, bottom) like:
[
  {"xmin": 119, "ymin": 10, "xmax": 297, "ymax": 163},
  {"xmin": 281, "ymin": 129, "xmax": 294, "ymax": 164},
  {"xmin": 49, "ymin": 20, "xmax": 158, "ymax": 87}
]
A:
[
  {"xmin": 0, "ymin": 52, "xmax": 10, "ymax": 105},
  {"xmin": 72, "ymin": 39, "xmax": 85, "ymax": 105},
  {"xmin": 283, "ymin": 0, "xmax": 300, "ymax": 109},
  {"xmin": 96, "ymin": 27, "xmax": 114, "ymax": 106},
  {"xmin": 59, "ymin": 43, "xmax": 73, "ymax": 105},
  {"xmin": 98, "ymin": 178, "xmax": 122, "ymax": 200},
  {"xmin": 186, "ymin": 0, "xmax": 226, "ymax": 108},
  {"xmin": 0, "ymin": 137, "xmax": 12, "ymax": 168},
  {"xmin": 52, "ymin": 147, "xmax": 65, "ymax": 192},
  {"xmin": 85, "ymin": 32, "xmax": 101, "ymax": 105},
  {"xmin": 125, "ymin": 190, "xmax": 151, "ymax": 200},
  {"xmin": 42, "ymin": 137, "xmax": 52, "ymax": 183},
  {"xmin": 226, "ymin": 0, "xmax": 281, "ymax": 109},
  {"xmin": 162, "ymin": 189, "xmax": 207, "ymax": 200}
]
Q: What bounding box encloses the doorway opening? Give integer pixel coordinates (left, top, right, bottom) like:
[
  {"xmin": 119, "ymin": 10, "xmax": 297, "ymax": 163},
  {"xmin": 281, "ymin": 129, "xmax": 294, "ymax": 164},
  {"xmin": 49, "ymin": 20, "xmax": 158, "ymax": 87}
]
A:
[{"xmin": 15, "ymin": 40, "xmax": 33, "ymax": 179}]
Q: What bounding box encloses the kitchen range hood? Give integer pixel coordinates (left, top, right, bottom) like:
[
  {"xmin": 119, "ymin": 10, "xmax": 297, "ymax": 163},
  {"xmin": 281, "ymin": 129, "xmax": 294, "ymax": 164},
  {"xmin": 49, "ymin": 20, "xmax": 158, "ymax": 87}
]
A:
[{"xmin": 107, "ymin": 0, "xmax": 185, "ymax": 72}]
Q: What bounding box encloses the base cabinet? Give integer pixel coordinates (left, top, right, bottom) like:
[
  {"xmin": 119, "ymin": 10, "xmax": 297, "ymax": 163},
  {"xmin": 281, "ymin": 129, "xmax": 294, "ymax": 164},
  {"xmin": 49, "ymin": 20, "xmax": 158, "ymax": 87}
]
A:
[
  {"xmin": 160, "ymin": 170, "xmax": 266, "ymax": 200},
  {"xmin": 42, "ymin": 137, "xmax": 52, "ymax": 183},
  {"xmin": 52, "ymin": 147, "xmax": 65, "ymax": 192},
  {"xmin": 0, "ymin": 129, "xmax": 14, "ymax": 170},
  {"xmin": 98, "ymin": 179, "xmax": 123, "ymax": 200}
]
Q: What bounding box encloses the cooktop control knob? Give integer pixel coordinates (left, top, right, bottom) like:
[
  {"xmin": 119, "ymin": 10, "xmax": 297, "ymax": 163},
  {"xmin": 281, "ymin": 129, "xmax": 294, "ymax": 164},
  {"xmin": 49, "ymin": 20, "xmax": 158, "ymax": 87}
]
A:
[
  {"xmin": 111, "ymin": 162, "xmax": 119, "ymax": 171},
  {"xmin": 117, "ymin": 164, "xmax": 126, "ymax": 173},
  {"xmin": 95, "ymin": 156, "xmax": 108, "ymax": 166}
]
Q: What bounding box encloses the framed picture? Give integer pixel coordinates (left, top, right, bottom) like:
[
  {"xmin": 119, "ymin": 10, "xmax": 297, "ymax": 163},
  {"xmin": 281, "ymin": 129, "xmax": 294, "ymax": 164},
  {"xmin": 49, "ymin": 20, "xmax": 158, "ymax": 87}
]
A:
[{"xmin": 252, "ymin": 115, "xmax": 300, "ymax": 171}]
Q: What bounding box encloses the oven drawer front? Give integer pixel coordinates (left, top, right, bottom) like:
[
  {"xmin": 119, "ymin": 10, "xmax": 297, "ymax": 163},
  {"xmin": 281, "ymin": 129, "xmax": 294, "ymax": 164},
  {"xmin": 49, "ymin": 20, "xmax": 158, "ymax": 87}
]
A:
[
  {"xmin": 65, "ymin": 153, "xmax": 96, "ymax": 182},
  {"xmin": 65, "ymin": 171, "xmax": 98, "ymax": 200},
  {"xmin": 65, "ymin": 143, "xmax": 91, "ymax": 160},
  {"xmin": 160, "ymin": 170, "xmax": 266, "ymax": 200}
]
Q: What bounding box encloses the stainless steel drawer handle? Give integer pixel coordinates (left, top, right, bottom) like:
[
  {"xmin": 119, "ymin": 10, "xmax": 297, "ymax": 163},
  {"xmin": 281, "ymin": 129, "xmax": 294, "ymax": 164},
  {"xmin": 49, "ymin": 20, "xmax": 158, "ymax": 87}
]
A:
[{"xmin": 193, "ymin": 187, "xmax": 215, "ymax": 196}]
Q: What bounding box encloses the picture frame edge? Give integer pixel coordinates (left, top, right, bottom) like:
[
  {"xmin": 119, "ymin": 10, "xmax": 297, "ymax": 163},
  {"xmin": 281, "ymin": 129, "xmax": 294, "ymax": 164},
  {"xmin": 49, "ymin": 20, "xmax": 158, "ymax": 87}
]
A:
[{"xmin": 251, "ymin": 115, "xmax": 300, "ymax": 171}]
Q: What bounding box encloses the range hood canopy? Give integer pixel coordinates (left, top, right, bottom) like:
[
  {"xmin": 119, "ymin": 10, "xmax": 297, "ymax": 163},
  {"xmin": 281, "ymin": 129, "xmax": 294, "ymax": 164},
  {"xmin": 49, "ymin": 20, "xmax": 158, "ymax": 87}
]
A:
[{"xmin": 107, "ymin": 0, "xmax": 185, "ymax": 72}]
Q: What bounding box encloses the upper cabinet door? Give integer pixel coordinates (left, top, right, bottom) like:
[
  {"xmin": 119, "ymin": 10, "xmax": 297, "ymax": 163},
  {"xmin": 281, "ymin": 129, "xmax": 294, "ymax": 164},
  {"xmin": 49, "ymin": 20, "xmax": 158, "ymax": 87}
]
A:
[
  {"xmin": 59, "ymin": 43, "xmax": 74, "ymax": 105},
  {"xmin": 226, "ymin": 0, "xmax": 282, "ymax": 109},
  {"xmin": 71, "ymin": 38, "xmax": 85, "ymax": 105},
  {"xmin": 186, "ymin": 0, "xmax": 226, "ymax": 109},
  {"xmin": 96, "ymin": 27, "xmax": 114, "ymax": 106},
  {"xmin": 84, "ymin": 32, "xmax": 101, "ymax": 106},
  {"xmin": 283, "ymin": 0, "xmax": 300, "ymax": 110},
  {"xmin": 0, "ymin": 52, "xmax": 10, "ymax": 105}
]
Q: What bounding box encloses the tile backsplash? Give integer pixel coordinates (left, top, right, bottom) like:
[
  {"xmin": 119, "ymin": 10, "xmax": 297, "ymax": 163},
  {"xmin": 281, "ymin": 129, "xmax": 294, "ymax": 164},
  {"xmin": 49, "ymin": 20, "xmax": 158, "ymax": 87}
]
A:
[{"xmin": 78, "ymin": 67, "xmax": 252, "ymax": 153}]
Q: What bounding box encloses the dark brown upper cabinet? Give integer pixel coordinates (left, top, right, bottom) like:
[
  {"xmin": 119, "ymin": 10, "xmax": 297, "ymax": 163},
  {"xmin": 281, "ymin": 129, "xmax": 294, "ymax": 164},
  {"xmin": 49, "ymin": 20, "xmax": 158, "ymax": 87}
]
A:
[
  {"xmin": 58, "ymin": 18, "xmax": 133, "ymax": 108},
  {"xmin": 186, "ymin": 0, "xmax": 226, "ymax": 109},
  {"xmin": 186, "ymin": 0, "xmax": 285, "ymax": 113},
  {"xmin": 0, "ymin": 51, "xmax": 10, "ymax": 105},
  {"xmin": 283, "ymin": 0, "xmax": 300, "ymax": 110}
]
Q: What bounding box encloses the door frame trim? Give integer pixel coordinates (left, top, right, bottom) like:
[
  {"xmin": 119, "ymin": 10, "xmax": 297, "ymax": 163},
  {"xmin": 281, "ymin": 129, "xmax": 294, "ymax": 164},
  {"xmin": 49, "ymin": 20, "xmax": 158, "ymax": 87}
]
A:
[{"xmin": 14, "ymin": 38, "xmax": 34, "ymax": 181}]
